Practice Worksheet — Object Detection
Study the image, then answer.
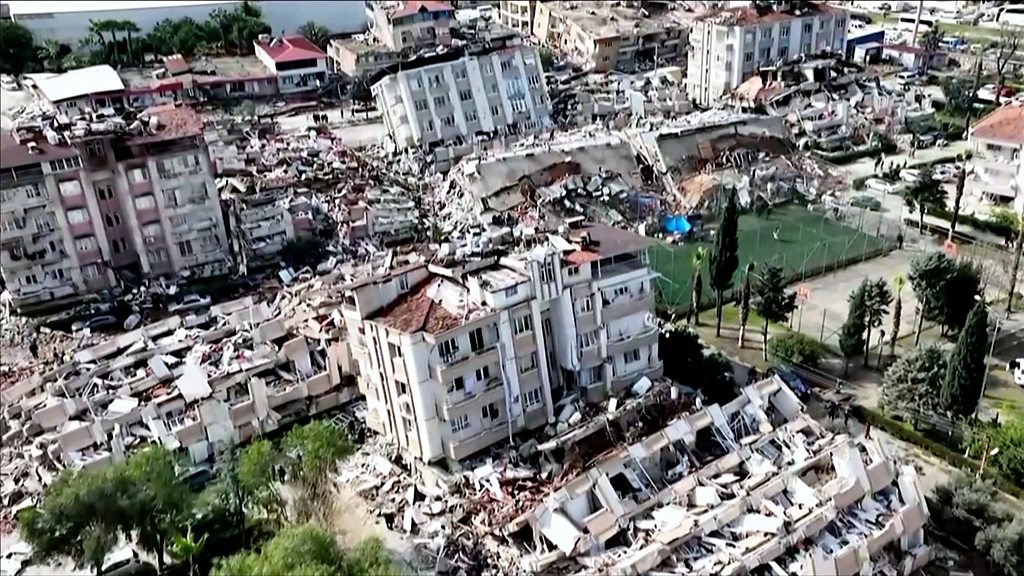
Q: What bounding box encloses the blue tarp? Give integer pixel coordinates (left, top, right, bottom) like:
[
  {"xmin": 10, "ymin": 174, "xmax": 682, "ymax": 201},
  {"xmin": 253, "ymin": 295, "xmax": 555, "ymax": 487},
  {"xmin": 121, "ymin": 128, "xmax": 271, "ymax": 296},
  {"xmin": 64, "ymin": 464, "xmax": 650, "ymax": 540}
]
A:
[{"xmin": 662, "ymin": 215, "xmax": 692, "ymax": 235}]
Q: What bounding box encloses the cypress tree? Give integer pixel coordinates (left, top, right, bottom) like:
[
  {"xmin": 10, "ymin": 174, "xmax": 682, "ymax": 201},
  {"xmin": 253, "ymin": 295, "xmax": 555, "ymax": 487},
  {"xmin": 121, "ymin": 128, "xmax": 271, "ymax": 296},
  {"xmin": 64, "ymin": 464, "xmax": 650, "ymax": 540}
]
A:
[
  {"xmin": 942, "ymin": 302, "xmax": 990, "ymax": 417},
  {"xmin": 710, "ymin": 189, "xmax": 740, "ymax": 338},
  {"xmin": 839, "ymin": 285, "xmax": 867, "ymax": 377}
]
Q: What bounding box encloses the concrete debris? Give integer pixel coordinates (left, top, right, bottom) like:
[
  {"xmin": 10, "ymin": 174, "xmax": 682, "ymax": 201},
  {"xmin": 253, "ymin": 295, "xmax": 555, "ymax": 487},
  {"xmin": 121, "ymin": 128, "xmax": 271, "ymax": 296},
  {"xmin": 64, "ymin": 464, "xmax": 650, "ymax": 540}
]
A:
[{"xmin": 549, "ymin": 67, "xmax": 694, "ymax": 131}]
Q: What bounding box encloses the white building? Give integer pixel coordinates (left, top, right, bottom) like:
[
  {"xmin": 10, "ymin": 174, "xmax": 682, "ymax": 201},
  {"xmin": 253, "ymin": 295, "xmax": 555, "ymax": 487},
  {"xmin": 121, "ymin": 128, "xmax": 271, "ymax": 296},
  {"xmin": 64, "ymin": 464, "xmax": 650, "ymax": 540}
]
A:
[
  {"xmin": 340, "ymin": 222, "xmax": 661, "ymax": 464},
  {"xmin": 967, "ymin": 103, "xmax": 1024, "ymax": 214},
  {"xmin": 687, "ymin": 1, "xmax": 848, "ymax": 107},
  {"xmin": 253, "ymin": 35, "xmax": 329, "ymax": 94},
  {"xmin": 371, "ymin": 33, "xmax": 553, "ymax": 171},
  {"xmin": 4, "ymin": 0, "xmax": 367, "ymax": 44}
]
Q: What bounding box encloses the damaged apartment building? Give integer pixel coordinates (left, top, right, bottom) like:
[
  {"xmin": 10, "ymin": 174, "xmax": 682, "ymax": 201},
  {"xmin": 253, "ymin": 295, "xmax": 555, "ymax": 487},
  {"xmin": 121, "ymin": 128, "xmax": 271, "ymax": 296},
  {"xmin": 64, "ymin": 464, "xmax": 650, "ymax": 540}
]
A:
[
  {"xmin": 1, "ymin": 67, "xmax": 230, "ymax": 314},
  {"xmin": 372, "ymin": 31, "xmax": 554, "ymax": 171},
  {"xmin": 339, "ymin": 375, "xmax": 933, "ymax": 575},
  {"xmin": 0, "ymin": 281, "xmax": 359, "ymax": 514},
  {"xmin": 340, "ymin": 220, "xmax": 661, "ymax": 466}
]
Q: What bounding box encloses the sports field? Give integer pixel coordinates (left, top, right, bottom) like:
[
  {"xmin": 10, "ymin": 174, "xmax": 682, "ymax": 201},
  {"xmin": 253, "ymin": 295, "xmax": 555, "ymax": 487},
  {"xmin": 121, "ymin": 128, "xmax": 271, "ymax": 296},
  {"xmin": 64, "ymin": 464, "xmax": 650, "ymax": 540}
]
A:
[{"xmin": 649, "ymin": 205, "xmax": 895, "ymax": 311}]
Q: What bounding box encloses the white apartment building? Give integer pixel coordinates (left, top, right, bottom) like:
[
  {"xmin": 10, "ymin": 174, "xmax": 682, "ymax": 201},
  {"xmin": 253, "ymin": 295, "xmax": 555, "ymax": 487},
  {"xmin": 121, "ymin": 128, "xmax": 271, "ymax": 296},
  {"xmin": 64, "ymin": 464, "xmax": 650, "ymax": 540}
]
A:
[
  {"xmin": 371, "ymin": 33, "xmax": 553, "ymax": 171},
  {"xmin": 967, "ymin": 104, "xmax": 1024, "ymax": 214},
  {"xmin": 341, "ymin": 222, "xmax": 661, "ymax": 464},
  {"xmin": 253, "ymin": 35, "xmax": 329, "ymax": 94},
  {"xmin": 687, "ymin": 1, "xmax": 849, "ymax": 107},
  {"xmin": 498, "ymin": 0, "xmax": 535, "ymax": 35}
]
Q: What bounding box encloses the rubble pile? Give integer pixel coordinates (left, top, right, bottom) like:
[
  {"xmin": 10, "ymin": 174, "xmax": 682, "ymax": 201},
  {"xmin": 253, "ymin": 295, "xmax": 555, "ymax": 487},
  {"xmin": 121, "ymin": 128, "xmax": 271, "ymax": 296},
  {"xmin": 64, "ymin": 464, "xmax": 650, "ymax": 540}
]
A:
[{"xmin": 548, "ymin": 67, "xmax": 693, "ymax": 130}]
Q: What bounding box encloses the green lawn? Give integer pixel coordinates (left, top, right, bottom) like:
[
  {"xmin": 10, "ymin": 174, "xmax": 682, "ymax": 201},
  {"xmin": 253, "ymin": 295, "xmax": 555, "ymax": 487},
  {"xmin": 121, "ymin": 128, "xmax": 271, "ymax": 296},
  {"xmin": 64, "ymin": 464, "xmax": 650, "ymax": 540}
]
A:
[
  {"xmin": 862, "ymin": 12, "xmax": 1002, "ymax": 42},
  {"xmin": 651, "ymin": 205, "xmax": 892, "ymax": 312}
]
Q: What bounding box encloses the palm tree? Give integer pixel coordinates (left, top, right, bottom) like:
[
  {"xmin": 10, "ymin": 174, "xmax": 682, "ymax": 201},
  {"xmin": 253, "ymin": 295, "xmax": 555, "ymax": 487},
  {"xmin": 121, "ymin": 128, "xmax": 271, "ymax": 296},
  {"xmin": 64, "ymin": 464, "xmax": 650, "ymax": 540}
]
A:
[
  {"xmin": 121, "ymin": 20, "xmax": 141, "ymax": 64},
  {"xmin": 209, "ymin": 8, "xmax": 231, "ymax": 53},
  {"xmin": 88, "ymin": 19, "xmax": 107, "ymax": 59},
  {"xmin": 904, "ymin": 168, "xmax": 945, "ymax": 233},
  {"xmin": 691, "ymin": 247, "xmax": 708, "ymax": 326},
  {"xmin": 297, "ymin": 21, "xmax": 330, "ymax": 50},
  {"xmin": 169, "ymin": 526, "xmax": 206, "ymax": 576},
  {"xmin": 889, "ymin": 275, "xmax": 905, "ymax": 356},
  {"xmin": 37, "ymin": 39, "xmax": 65, "ymax": 71}
]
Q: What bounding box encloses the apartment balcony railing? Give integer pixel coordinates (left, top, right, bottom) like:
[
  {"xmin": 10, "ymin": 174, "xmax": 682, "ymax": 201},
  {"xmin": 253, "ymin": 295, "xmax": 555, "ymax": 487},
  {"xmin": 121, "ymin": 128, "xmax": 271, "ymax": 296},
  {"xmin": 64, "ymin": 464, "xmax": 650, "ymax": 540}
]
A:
[
  {"xmin": 606, "ymin": 325, "xmax": 658, "ymax": 358},
  {"xmin": 602, "ymin": 291, "xmax": 654, "ymax": 322},
  {"xmin": 434, "ymin": 341, "xmax": 499, "ymax": 382}
]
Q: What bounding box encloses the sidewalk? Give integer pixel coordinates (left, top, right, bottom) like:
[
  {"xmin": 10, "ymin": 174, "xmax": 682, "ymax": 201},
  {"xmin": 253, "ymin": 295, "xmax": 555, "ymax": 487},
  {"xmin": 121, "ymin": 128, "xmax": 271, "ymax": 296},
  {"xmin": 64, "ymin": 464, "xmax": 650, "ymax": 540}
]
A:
[{"xmin": 838, "ymin": 141, "xmax": 971, "ymax": 181}]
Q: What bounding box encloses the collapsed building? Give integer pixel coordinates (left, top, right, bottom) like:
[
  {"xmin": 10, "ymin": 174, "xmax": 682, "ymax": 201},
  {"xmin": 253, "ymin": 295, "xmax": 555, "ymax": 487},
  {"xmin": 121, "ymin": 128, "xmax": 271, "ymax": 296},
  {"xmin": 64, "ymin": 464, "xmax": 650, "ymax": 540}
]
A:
[
  {"xmin": 339, "ymin": 375, "xmax": 933, "ymax": 575},
  {"xmin": 0, "ymin": 276, "xmax": 360, "ymax": 527},
  {"xmin": 548, "ymin": 67, "xmax": 694, "ymax": 131}
]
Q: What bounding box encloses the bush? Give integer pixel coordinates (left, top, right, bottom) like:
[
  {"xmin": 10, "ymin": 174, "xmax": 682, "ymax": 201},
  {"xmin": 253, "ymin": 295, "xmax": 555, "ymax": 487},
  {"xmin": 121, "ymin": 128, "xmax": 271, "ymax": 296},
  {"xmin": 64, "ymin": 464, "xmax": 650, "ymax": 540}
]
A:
[
  {"xmin": 926, "ymin": 205, "xmax": 1015, "ymax": 239},
  {"xmin": 768, "ymin": 331, "xmax": 827, "ymax": 368},
  {"xmin": 856, "ymin": 406, "xmax": 1024, "ymax": 499}
]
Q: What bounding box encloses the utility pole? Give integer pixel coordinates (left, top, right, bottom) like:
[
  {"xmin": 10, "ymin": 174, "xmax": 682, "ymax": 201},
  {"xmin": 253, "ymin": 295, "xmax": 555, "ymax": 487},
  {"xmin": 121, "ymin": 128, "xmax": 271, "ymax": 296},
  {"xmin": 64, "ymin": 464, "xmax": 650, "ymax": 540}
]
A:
[
  {"xmin": 1007, "ymin": 219, "xmax": 1023, "ymax": 317},
  {"xmin": 949, "ymin": 55, "xmax": 984, "ymax": 241},
  {"xmin": 911, "ymin": 0, "xmax": 924, "ymax": 47}
]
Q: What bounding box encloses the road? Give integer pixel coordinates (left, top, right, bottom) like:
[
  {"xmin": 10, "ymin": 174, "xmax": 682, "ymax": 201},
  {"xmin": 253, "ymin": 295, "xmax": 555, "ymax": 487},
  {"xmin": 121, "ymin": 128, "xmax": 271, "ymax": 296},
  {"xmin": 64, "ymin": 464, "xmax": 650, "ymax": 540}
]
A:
[{"xmin": 276, "ymin": 106, "xmax": 387, "ymax": 148}]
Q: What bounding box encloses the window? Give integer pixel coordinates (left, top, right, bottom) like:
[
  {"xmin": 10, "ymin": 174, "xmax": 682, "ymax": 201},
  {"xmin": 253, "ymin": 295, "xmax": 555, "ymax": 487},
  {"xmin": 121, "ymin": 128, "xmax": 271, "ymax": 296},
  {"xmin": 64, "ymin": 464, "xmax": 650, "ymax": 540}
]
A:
[
  {"xmin": 504, "ymin": 285, "xmax": 518, "ymax": 297},
  {"xmin": 836, "ymin": 17, "xmax": 846, "ymax": 29},
  {"xmin": 469, "ymin": 327, "xmax": 485, "ymax": 352},
  {"xmin": 414, "ymin": 99, "xmax": 428, "ymax": 112},
  {"xmin": 163, "ymin": 189, "xmax": 180, "ymax": 207},
  {"xmin": 425, "ymin": 119, "xmax": 434, "ymax": 131},
  {"xmin": 518, "ymin": 352, "xmax": 537, "ymax": 373},
  {"xmin": 490, "ymin": 105, "xmax": 501, "ymax": 116},
  {"xmin": 111, "ymin": 238, "xmax": 127, "ymax": 254},
  {"xmin": 466, "ymin": 110, "xmax": 478, "ymax": 122},
  {"xmin": 453, "ymin": 68, "xmax": 467, "ymax": 80},
  {"xmin": 760, "ymin": 27, "xmax": 772, "ymax": 39},
  {"xmin": 412, "ymin": 77, "xmax": 423, "ymax": 90},
  {"xmin": 441, "ymin": 116, "xmax": 455, "ymax": 127},
  {"xmin": 481, "ymin": 402, "xmax": 499, "ymax": 421},
  {"xmin": 168, "ymin": 215, "xmax": 187, "ymax": 228},
  {"xmin": 396, "ymin": 274, "xmax": 409, "ymax": 291},
  {"xmin": 579, "ymin": 330, "xmax": 598, "ymax": 349},
  {"xmin": 433, "ymin": 95, "xmax": 447, "ymax": 107},
  {"xmin": 49, "ymin": 157, "xmax": 82, "ymax": 172},
  {"xmin": 577, "ymin": 297, "xmax": 592, "ymax": 313},
  {"xmin": 510, "ymin": 98, "xmax": 527, "ymax": 113},
  {"xmin": 500, "ymin": 59, "xmax": 512, "ymax": 72},
  {"xmin": 623, "ymin": 348, "xmax": 642, "ymax": 364},
  {"xmin": 459, "ymin": 89, "xmax": 472, "ymax": 102},
  {"xmin": 2, "ymin": 217, "xmax": 25, "ymax": 232},
  {"xmin": 95, "ymin": 184, "xmax": 114, "ymax": 200},
  {"xmin": 781, "ymin": 26, "xmax": 790, "ymax": 38},
  {"xmin": 524, "ymin": 387, "xmax": 542, "ymax": 408},
  {"xmin": 75, "ymin": 237, "xmax": 96, "ymax": 252},
  {"xmin": 527, "ymin": 74, "xmax": 541, "ymax": 87},
  {"xmin": 448, "ymin": 376, "xmax": 465, "ymax": 393},
  {"xmin": 539, "ymin": 261, "xmax": 555, "ymax": 283},
  {"xmin": 475, "ymin": 366, "xmax": 490, "ymax": 382},
  {"xmin": 802, "ymin": 22, "xmax": 812, "ymax": 34},
  {"xmin": 177, "ymin": 239, "xmax": 194, "ymax": 257},
  {"xmin": 103, "ymin": 214, "xmax": 122, "ymax": 228},
  {"xmin": 85, "ymin": 141, "xmax": 104, "ymax": 158},
  {"xmin": 147, "ymin": 248, "xmax": 169, "ymax": 263},
  {"xmin": 142, "ymin": 223, "xmax": 162, "ymax": 237},
  {"xmin": 760, "ymin": 47, "xmax": 770, "ymax": 60},
  {"xmin": 612, "ymin": 285, "xmax": 629, "ymax": 299},
  {"xmin": 127, "ymin": 166, "xmax": 148, "ymax": 184},
  {"xmin": 744, "ymin": 51, "xmax": 753, "ymax": 63},
  {"xmin": 513, "ymin": 314, "xmax": 532, "ymax": 335},
  {"xmin": 450, "ymin": 413, "xmax": 470, "ymax": 433},
  {"xmin": 439, "ymin": 337, "xmax": 460, "ymax": 360},
  {"xmin": 134, "ymin": 195, "xmax": 156, "ymax": 210},
  {"xmin": 58, "ymin": 180, "xmax": 82, "ymax": 197},
  {"xmin": 566, "ymin": 265, "xmax": 579, "ymax": 277},
  {"xmin": 66, "ymin": 208, "xmax": 89, "ymax": 224},
  {"xmin": 428, "ymin": 74, "xmax": 443, "ymax": 88},
  {"xmin": 780, "ymin": 46, "xmax": 789, "ymax": 59}
]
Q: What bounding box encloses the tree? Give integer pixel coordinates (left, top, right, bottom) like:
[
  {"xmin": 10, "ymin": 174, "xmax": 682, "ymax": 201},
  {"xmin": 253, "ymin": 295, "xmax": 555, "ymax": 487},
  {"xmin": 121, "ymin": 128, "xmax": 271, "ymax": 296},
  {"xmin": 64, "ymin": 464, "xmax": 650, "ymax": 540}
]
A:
[
  {"xmin": 0, "ymin": 20, "xmax": 38, "ymax": 75},
  {"xmin": 941, "ymin": 260, "xmax": 982, "ymax": 334},
  {"xmin": 660, "ymin": 325, "xmax": 735, "ymax": 403},
  {"xmin": 690, "ymin": 247, "xmax": 708, "ymax": 325},
  {"xmin": 918, "ymin": 27, "xmax": 943, "ymax": 73},
  {"xmin": 538, "ymin": 46, "xmax": 556, "ymax": 70},
  {"xmin": 767, "ymin": 332, "xmax": 826, "ymax": 368},
  {"xmin": 839, "ymin": 284, "xmax": 867, "ymax": 377},
  {"xmin": 298, "ymin": 21, "xmax": 330, "ymax": 50},
  {"xmin": 880, "ymin": 345, "xmax": 946, "ymax": 419},
  {"xmin": 966, "ymin": 415, "xmax": 1024, "ymax": 485},
  {"xmin": 942, "ymin": 77, "xmax": 976, "ymax": 117},
  {"xmin": 1002, "ymin": 212, "xmax": 1024, "ymax": 316},
  {"xmin": 995, "ymin": 24, "xmax": 1022, "ymax": 85},
  {"xmin": 283, "ymin": 422, "xmax": 353, "ymax": 524},
  {"xmin": 709, "ymin": 189, "xmax": 740, "ymax": 338},
  {"xmin": 347, "ymin": 78, "xmax": 373, "ymax": 105},
  {"xmin": 281, "ymin": 237, "xmax": 328, "ymax": 270},
  {"xmin": 18, "ymin": 466, "xmax": 133, "ymax": 575},
  {"xmin": 738, "ymin": 263, "xmax": 753, "ymax": 348},
  {"xmin": 37, "ymin": 40, "xmax": 68, "ymax": 72},
  {"xmin": 942, "ymin": 301, "xmax": 990, "ymax": 417},
  {"xmin": 123, "ymin": 446, "xmax": 192, "ymax": 572},
  {"xmin": 213, "ymin": 524, "xmax": 344, "ymax": 576},
  {"xmin": 170, "ymin": 526, "xmax": 207, "ymax": 576},
  {"xmin": 903, "ymin": 167, "xmax": 945, "ymax": 233},
  {"xmin": 342, "ymin": 537, "xmax": 397, "ymax": 576},
  {"xmin": 977, "ymin": 517, "xmax": 1024, "ymax": 576},
  {"xmin": 909, "ymin": 252, "xmax": 957, "ymax": 344},
  {"xmin": 861, "ymin": 278, "xmax": 893, "ymax": 367},
  {"xmin": 889, "ymin": 275, "xmax": 905, "ymax": 356},
  {"xmin": 238, "ymin": 439, "xmax": 284, "ymax": 522},
  {"xmin": 120, "ymin": 20, "xmax": 141, "ymax": 64},
  {"xmin": 753, "ymin": 264, "xmax": 797, "ymax": 361},
  {"xmin": 931, "ymin": 474, "xmax": 1008, "ymax": 545}
]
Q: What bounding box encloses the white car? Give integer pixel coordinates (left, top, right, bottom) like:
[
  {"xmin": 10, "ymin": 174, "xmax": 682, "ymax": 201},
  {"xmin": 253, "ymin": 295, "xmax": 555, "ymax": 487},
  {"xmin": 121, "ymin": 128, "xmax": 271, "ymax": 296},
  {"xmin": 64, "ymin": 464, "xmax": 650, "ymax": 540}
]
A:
[
  {"xmin": 167, "ymin": 293, "xmax": 211, "ymax": 313},
  {"xmin": 899, "ymin": 168, "xmax": 921, "ymax": 183},
  {"xmin": 0, "ymin": 75, "xmax": 19, "ymax": 91},
  {"xmin": 864, "ymin": 178, "xmax": 901, "ymax": 195},
  {"xmin": 932, "ymin": 164, "xmax": 961, "ymax": 182}
]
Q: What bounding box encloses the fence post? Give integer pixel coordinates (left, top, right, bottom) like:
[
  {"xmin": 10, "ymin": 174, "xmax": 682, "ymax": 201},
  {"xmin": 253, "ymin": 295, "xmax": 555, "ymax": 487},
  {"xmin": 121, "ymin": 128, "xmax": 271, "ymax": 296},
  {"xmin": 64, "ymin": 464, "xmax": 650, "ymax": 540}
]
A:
[{"xmin": 820, "ymin": 309, "xmax": 827, "ymax": 342}]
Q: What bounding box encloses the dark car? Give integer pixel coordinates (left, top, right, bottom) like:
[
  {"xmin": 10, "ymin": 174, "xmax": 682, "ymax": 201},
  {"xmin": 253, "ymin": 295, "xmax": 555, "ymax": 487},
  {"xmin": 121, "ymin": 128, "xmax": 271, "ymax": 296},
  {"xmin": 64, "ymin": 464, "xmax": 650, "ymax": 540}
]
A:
[
  {"xmin": 71, "ymin": 314, "xmax": 120, "ymax": 333},
  {"xmin": 766, "ymin": 364, "xmax": 812, "ymax": 400}
]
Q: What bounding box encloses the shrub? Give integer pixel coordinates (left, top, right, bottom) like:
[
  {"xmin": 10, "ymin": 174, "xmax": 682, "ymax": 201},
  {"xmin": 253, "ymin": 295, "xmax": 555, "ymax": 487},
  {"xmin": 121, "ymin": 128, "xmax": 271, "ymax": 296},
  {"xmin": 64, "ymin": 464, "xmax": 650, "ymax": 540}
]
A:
[
  {"xmin": 926, "ymin": 205, "xmax": 1015, "ymax": 239},
  {"xmin": 768, "ymin": 331, "xmax": 827, "ymax": 368}
]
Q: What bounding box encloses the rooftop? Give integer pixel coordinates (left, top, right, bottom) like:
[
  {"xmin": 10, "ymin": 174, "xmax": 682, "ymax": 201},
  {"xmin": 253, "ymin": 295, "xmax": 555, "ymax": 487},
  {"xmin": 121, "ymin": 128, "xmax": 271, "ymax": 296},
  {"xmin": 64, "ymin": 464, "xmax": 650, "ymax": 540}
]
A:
[
  {"xmin": 561, "ymin": 222, "xmax": 656, "ymax": 264},
  {"xmin": 387, "ymin": 0, "xmax": 454, "ymax": 19},
  {"xmin": 0, "ymin": 131, "xmax": 77, "ymax": 170},
  {"xmin": 129, "ymin": 103, "xmax": 204, "ymax": 144},
  {"xmin": 36, "ymin": 65, "xmax": 125, "ymax": 103},
  {"xmin": 371, "ymin": 277, "xmax": 486, "ymax": 335},
  {"xmin": 971, "ymin": 103, "xmax": 1024, "ymax": 144},
  {"xmin": 697, "ymin": 1, "xmax": 839, "ymax": 27},
  {"xmin": 545, "ymin": 0, "xmax": 693, "ymax": 39},
  {"xmin": 330, "ymin": 36, "xmax": 400, "ymax": 56},
  {"xmin": 119, "ymin": 56, "xmax": 273, "ymax": 91},
  {"xmin": 255, "ymin": 35, "xmax": 327, "ymax": 63}
]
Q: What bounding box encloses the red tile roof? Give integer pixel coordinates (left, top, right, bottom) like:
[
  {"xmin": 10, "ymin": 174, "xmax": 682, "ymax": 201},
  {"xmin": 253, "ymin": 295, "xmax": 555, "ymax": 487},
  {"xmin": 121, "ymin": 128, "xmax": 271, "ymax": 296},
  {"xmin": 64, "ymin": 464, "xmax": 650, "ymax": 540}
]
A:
[
  {"xmin": 255, "ymin": 35, "xmax": 326, "ymax": 63},
  {"xmin": 391, "ymin": 0, "xmax": 453, "ymax": 18},
  {"xmin": 971, "ymin": 104, "xmax": 1024, "ymax": 145},
  {"xmin": 128, "ymin": 103, "xmax": 204, "ymax": 144},
  {"xmin": 371, "ymin": 279, "xmax": 469, "ymax": 336},
  {"xmin": 0, "ymin": 131, "xmax": 79, "ymax": 170}
]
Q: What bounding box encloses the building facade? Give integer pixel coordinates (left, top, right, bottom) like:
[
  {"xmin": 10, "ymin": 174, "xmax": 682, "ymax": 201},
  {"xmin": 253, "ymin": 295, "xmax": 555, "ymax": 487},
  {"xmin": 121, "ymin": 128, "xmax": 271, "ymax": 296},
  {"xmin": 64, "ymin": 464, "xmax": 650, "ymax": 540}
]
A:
[
  {"xmin": 1, "ymin": 104, "xmax": 230, "ymax": 313},
  {"xmin": 967, "ymin": 104, "xmax": 1024, "ymax": 214},
  {"xmin": 498, "ymin": 0, "xmax": 535, "ymax": 36},
  {"xmin": 687, "ymin": 1, "xmax": 848, "ymax": 107},
  {"xmin": 371, "ymin": 33, "xmax": 553, "ymax": 170},
  {"xmin": 340, "ymin": 223, "xmax": 661, "ymax": 465},
  {"xmin": 254, "ymin": 35, "xmax": 329, "ymax": 94},
  {"xmin": 532, "ymin": 1, "xmax": 690, "ymax": 73},
  {"xmin": 366, "ymin": 0, "xmax": 456, "ymax": 52}
]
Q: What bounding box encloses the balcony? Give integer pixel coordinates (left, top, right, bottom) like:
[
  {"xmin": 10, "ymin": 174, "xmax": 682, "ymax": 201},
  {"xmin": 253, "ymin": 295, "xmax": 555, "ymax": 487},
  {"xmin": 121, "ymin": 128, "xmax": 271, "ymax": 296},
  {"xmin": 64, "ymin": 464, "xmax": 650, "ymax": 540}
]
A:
[
  {"xmin": 136, "ymin": 207, "xmax": 161, "ymax": 224},
  {"xmin": 445, "ymin": 420, "xmax": 509, "ymax": 461},
  {"xmin": 602, "ymin": 291, "xmax": 654, "ymax": 322},
  {"xmin": 606, "ymin": 325, "xmax": 658, "ymax": 358},
  {"xmin": 67, "ymin": 221, "xmax": 94, "ymax": 238},
  {"xmin": 77, "ymin": 247, "xmax": 103, "ymax": 264},
  {"xmin": 434, "ymin": 342, "xmax": 499, "ymax": 383},
  {"xmin": 595, "ymin": 257, "xmax": 646, "ymax": 279},
  {"xmin": 441, "ymin": 378, "xmax": 504, "ymax": 420},
  {"xmin": 128, "ymin": 179, "xmax": 153, "ymax": 195},
  {"xmin": 609, "ymin": 358, "xmax": 663, "ymax": 394}
]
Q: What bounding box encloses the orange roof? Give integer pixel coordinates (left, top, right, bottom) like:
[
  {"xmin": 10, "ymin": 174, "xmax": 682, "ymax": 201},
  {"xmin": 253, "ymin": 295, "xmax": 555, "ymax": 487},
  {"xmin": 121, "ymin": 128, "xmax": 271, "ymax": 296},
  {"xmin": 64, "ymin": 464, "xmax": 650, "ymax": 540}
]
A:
[
  {"xmin": 371, "ymin": 279, "xmax": 467, "ymax": 335},
  {"xmin": 971, "ymin": 104, "xmax": 1024, "ymax": 145}
]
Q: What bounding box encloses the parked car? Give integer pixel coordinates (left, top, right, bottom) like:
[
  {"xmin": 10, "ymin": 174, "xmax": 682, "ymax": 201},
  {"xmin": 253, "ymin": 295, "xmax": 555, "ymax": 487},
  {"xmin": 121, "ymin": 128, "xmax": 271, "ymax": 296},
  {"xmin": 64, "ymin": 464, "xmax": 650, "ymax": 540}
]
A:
[
  {"xmin": 896, "ymin": 70, "xmax": 924, "ymax": 86},
  {"xmin": 932, "ymin": 163, "xmax": 962, "ymax": 182},
  {"xmin": 103, "ymin": 547, "xmax": 156, "ymax": 576},
  {"xmin": 850, "ymin": 194, "xmax": 882, "ymax": 211},
  {"xmin": 0, "ymin": 75, "xmax": 19, "ymax": 91},
  {"xmin": 766, "ymin": 365, "xmax": 812, "ymax": 401},
  {"xmin": 899, "ymin": 168, "xmax": 922, "ymax": 183},
  {"xmin": 71, "ymin": 315, "xmax": 120, "ymax": 333},
  {"xmin": 865, "ymin": 178, "xmax": 901, "ymax": 194},
  {"xmin": 168, "ymin": 293, "xmax": 212, "ymax": 313}
]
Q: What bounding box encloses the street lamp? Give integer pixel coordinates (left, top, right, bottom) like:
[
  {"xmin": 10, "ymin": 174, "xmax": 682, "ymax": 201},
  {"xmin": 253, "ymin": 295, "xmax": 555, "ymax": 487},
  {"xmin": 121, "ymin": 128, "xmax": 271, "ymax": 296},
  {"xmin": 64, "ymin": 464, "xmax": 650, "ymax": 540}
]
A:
[{"xmin": 974, "ymin": 295, "xmax": 1002, "ymax": 419}]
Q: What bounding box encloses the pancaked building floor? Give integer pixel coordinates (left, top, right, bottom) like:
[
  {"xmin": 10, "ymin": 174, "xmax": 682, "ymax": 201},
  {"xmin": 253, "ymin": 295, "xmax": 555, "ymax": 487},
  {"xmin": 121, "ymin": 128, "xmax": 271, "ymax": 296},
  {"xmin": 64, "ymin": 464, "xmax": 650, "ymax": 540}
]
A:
[{"xmin": 337, "ymin": 376, "xmax": 932, "ymax": 575}]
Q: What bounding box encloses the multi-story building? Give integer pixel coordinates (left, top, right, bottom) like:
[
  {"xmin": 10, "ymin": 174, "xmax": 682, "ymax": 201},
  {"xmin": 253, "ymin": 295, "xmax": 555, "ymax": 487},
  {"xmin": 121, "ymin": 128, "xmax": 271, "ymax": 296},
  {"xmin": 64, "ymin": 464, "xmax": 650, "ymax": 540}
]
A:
[
  {"xmin": 366, "ymin": 0, "xmax": 456, "ymax": 52},
  {"xmin": 687, "ymin": 1, "xmax": 848, "ymax": 107},
  {"xmin": 532, "ymin": 1, "xmax": 691, "ymax": 73},
  {"xmin": 340, "ymin": 221, "xmax": 661, "ymax": 464},
  {"xmin": 371, "ymin": 32, "xmax": 553, "ymax": 171},
  {"xmin": 253, "ymin": 35, "xmax": 329, "ymax": 94},
  {"xmin": 967, "ymin": 103, "xmax": 1024, "ymax": 213},
  {"xmin": 498, "ymin": 0, "xmax": 536, "ymax": 36},
  {"xmin": 1, "ymin": 97, "xmax": 230, "ymax": 312}
]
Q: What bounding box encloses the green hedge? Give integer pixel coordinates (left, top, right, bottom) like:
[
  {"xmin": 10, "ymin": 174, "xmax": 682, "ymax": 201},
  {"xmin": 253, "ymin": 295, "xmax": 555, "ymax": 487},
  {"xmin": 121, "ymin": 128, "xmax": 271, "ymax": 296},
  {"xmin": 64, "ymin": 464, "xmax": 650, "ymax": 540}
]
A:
[
  {"xmin": 768, "ymin": 332, "xmax": 827, "ymax": 368},
  {"xmin": 856, "ymin": 406, "xmax": 1024, "ymax": 499},
  {"xmin": 926, "ymin": 205, "xmax": 1015, "ymax": 239}
]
